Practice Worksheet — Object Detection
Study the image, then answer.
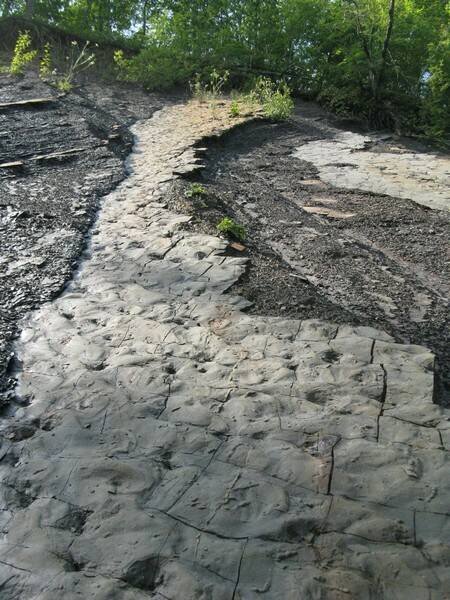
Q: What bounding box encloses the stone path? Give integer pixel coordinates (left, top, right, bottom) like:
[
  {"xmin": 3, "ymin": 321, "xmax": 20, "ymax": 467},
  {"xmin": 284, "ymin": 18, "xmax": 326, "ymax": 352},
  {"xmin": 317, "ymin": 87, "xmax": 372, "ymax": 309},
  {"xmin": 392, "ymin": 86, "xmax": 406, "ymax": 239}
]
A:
[
  {"xmin": 0, "ymin": 102, "xmax": 449, "ymax": 599},
  {"xmin": 294, "ymin": 131, "xmax": 450, "ymax": 212}
]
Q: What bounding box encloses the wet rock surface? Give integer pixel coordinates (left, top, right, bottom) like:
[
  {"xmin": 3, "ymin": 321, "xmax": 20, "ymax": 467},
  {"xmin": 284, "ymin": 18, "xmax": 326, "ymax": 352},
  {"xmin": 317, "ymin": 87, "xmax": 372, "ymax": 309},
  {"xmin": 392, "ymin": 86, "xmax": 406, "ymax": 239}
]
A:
[
  {"xmin": 0, "ymin": 72, "xmax": 162, "ymax": 407},
  {"xmin": 0, "ymin": 101, "xmax": 449, "ymax": 599},
  {"xmin": 171, "ymin": 103, "xmax": 450, "ymax": 405}
]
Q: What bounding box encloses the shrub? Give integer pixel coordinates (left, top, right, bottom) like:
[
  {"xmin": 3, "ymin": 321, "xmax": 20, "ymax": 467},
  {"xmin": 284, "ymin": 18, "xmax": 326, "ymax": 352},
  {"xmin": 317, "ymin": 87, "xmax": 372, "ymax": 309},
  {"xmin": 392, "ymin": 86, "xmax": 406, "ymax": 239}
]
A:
[
  {"xmin": 216, "ymin": 217, "xmax": 246, "ymax": 241},
  {"xmin": 263, "ymin": 86, "xmax": 295, "ymax": 120},
  {"xmin": 113, "ymin": 49, "xmax": 129, "ymax": 77},
  {"xmin": 247, "ymin": 77, "xmax": 294, "ymax": 121},
  {"xmin": 114, "ymin": 46, "xmax": 189, "ymax": 90},
  {"xmin": 10, "ymin": 31, "xmax": 37, "ymax": 75}
]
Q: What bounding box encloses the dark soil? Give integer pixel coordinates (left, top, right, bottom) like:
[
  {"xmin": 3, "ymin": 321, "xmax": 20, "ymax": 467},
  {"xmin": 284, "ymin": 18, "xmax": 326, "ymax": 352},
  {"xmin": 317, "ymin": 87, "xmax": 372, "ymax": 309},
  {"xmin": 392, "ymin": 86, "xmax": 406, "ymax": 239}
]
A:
[
  {"xmin": 168, "ymin": 104, "xmax": 450, "ymax": 406},
  {"xmin": 2, "ymin": 75, "xmax": 449, "ymax": 408},
  {"xmin": 0, "ymin": 71, "xmax": 163, "ymax": 408}
]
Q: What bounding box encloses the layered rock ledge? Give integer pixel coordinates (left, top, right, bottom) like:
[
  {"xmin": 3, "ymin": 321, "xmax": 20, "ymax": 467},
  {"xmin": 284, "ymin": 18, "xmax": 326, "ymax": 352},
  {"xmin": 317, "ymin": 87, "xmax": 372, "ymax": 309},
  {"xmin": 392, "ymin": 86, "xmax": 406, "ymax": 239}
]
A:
[{"xmin": 0, "ymin": 102, "xmax": 449, "ymax": 599}]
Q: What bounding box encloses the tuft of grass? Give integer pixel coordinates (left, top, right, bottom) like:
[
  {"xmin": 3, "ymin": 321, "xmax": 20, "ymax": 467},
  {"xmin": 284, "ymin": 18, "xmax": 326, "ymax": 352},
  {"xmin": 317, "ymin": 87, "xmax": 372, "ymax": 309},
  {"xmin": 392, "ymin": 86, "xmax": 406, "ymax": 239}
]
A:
[
  {"xmin": 185, "ymin": 183, "xmax": 207, "ymax": 198},
  {"xmin": 217, "ymin": 217, "xmax": 246, "ymax": 241}
]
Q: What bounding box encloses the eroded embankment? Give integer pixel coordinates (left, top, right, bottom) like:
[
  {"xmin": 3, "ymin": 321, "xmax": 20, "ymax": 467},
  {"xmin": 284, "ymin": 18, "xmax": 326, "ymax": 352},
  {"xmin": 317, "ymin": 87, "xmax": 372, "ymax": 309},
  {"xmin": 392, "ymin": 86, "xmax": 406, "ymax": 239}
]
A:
[
  {"xmin": 0, "ymin": 101, "xmax": 449, "ymax": 600},
  {"xmin": 0, "ymin": 72, "xmax": 162, "ymax": 408},
  {"xmin": 169, "ymin": 108, "xmax": 450, "ymax": 405}
]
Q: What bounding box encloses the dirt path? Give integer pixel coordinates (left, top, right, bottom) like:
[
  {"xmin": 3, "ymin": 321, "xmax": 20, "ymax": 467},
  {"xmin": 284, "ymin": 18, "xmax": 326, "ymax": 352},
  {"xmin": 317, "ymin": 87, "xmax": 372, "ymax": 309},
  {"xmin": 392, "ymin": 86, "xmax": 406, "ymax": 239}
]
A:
[
  {"xmin": 171, "ymin": 105, "xmax": 450, "ymax": 405},
  {"xmin": 0, "ymin": 100, "xmax": 449, "ymax": 600}
]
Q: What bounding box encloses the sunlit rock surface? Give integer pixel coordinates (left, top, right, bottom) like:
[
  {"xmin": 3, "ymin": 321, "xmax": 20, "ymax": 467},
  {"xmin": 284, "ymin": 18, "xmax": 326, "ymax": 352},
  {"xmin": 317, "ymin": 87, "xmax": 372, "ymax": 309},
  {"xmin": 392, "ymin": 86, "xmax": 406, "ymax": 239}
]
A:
[
  {"xmin": 295, "ymin": 131, "xmax": 450, "ymax": 212},
  {"xmin": 0, "ymin": 103, "xmax": 448, "ymax": 599}
]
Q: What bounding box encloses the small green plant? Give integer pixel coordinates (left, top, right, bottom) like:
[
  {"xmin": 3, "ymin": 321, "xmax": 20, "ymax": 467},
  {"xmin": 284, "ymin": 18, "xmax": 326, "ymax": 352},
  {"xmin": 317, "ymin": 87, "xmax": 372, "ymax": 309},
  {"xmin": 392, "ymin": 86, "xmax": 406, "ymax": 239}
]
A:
[
  {"xmin": 190, "ymin": 69, "xmax": 230, "ymax": 102},
  {"xmin": 56, "ymin": 78, "xmax": 72, "ymax": 93},
  {"xmin": 39, "ymin": 43, "xmax": 53, "ymax": 80},
  {"xmin": 190, "ymin": 73, "xmax": 206, "ymax": 101},
  {"xmin": 10, "ymin": 31, "xmax": 37, "ymax": 75},
  {"xmin": 185, "ymin": 183, "xmax": 207, "ymax": 198},
  {"xmin": 209, "ymin": 68, "xmax": 230, "ymax": 97},
  {"xmin": 264, "ymin": 87, "xmax": 294, "ymax": 120},
  {"xmin": 57, "ymin": 40, "xmax": 96, "ymax": 91},
  {"xmin": 113, "ymin": 49, "xmax": 130, "ymax": 79},
  {"xmin": 216, "ymin": 217, "xmax": 246, "ymax": 241},
  {"xmin": 230, "ymin": 99, "xmax": 240, "ymax": 117},
  {"xmin": 246, "ymin": 77, "xmax": 294, "ymax": 121}
]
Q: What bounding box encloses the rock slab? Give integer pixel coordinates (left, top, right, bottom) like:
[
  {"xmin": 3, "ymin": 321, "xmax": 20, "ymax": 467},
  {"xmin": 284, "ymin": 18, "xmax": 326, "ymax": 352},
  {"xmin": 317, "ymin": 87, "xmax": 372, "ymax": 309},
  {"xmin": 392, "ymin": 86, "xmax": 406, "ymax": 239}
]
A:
[{"xmin": 0, "ymin": 102, "xmax": 449, "ymax": 599}]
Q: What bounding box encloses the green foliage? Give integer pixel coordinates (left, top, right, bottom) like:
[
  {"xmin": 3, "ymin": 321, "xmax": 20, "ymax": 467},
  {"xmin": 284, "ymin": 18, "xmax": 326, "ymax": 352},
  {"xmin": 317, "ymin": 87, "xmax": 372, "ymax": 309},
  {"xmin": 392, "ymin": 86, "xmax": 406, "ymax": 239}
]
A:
[
  {"xmin": 113, "ymin": 49, "xmax": 129, "ymax": 78},
  {"xmin": 309, "ymin": 0, "xmax": 450, "ymax": 138},
  {"xmin": 56, "ymin": 78, "xmax": 72, "ymax": 92},
  {"xmin": 248, "ymin": 77, "xmax": 294, "ymax": 121},
  {"xmin": 58, "ymin": 40, "xmax": 95, "ymax": 89},
  {"xmin": 264, "ymin": 89, "xmax": 295, "ymax": 121},
  {"xmin": 10, "ymin": 31, "xmax": 37, "ymax": 75},
  {"xmin": 114, "ymin": 46, "xmax": 189, "ymax": 90},
  {"xmin": 1, "ymin": 0, "xmax": 448, "ymax": 142},
  {"xmin": 39, "ymin": 42, "xmax": 52, "ymax": 79},
  {"xmin": 185, "ymin": 183, "xmax": 207, "ymax": 198},
  {"xmin": 230, "ymin": 99, "xmax": 240, "ymax": 117},
  {"xmin": 422, "ymin": 6, "xmax": 450, "ymax": 143},
  {"xmin": 216, "ymin": 217, "xmax": 246, "ymax": 242},
  {"xmin": 190, "ymin": 69, "xmax": 230, "ymax": 101}
]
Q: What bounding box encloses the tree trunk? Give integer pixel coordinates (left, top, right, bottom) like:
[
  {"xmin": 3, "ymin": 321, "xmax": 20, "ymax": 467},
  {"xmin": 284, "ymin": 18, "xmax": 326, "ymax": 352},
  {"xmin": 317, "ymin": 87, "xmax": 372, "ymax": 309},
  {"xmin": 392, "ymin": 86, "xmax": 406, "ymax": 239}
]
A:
[
  {"xmin": 142, "ymin": 0, "xmax": 150, "ymax": 35},
  {"xmin": 25, "ymin": 0, "xmax": 35, "ymax": 18},
  {"xmin": 375, "ymin": 0, "xmax": 396, "ymax": 100}
]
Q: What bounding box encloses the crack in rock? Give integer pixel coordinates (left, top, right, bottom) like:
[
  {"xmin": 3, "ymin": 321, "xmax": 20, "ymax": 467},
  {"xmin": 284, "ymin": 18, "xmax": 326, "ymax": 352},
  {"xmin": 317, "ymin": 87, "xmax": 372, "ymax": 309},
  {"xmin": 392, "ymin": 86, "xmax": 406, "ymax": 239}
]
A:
[{"xmin": 0, "ymin": 101, "xmax": 448, "ymax": 599}]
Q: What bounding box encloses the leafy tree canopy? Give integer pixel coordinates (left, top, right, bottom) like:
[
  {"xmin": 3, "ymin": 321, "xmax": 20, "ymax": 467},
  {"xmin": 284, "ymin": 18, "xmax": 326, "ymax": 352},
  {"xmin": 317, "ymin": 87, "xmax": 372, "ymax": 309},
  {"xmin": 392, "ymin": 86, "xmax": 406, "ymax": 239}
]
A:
[{"xmin": 1, "ymin": 0, "xmax": 448, "ymax": 141}]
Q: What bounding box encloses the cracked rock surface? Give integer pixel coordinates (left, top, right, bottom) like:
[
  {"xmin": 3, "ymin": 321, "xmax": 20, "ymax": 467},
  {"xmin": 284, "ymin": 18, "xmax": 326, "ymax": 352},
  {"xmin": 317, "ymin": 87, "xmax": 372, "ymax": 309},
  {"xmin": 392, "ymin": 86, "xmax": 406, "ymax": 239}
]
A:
[
  {"xmin": 0, "ymin": 102, "xmax": 449, "ymax": 599},
  {"xmin": 294, "ymin": 130, "xmax": 450, "ymax": 212},
  {"xmin": 176, "ymin": 108, "xmax": 450, "ymax": 404},
  {"xmin": 0, "ymin": 72, "xmax": 162, "ymax": 406}
]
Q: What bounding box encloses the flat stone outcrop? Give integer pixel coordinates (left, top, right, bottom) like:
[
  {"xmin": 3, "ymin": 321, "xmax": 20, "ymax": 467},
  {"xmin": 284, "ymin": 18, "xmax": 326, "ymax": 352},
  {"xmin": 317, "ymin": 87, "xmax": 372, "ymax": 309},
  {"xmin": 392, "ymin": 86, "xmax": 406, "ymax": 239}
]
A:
[
  {"xmin": 0, "ymin": 102, "xmax": 449, "ymax": 599},
  {"xmin": 294, "ymin": 131, "xmax": 450, "ymax": 212}
]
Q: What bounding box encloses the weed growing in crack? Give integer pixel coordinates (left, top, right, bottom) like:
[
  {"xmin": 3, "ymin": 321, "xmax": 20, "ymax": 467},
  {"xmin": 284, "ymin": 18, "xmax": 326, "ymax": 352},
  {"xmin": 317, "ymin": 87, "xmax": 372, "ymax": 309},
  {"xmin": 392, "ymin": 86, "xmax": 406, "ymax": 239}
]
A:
[
  {"xmin": 217, "ymin": 217, "xmax": 246, "ymax": 241},
  {"xmin": 185, "ymin": 183, "xmax": 207, "ymax": 198}
]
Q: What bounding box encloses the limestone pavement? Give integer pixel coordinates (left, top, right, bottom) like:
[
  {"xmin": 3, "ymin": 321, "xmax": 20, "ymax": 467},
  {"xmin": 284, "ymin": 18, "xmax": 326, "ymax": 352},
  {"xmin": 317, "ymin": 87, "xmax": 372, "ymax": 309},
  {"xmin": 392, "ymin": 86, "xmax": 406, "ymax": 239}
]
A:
[
  {"xmin": 0, "ymin": 101, "xmax": 449, "ymax": 599},
  {"xmin": 294, "ymin": 131, "xmax": 450, "ymax": 212}
]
